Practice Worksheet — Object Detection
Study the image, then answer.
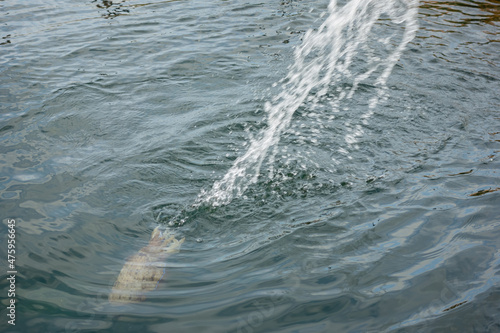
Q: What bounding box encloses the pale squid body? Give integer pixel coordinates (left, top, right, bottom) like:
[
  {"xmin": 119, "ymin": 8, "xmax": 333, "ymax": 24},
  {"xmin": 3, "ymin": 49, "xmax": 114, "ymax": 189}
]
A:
[{"xmin": 109, "ymin": 226, "xmax": 185, "ymax": 303}]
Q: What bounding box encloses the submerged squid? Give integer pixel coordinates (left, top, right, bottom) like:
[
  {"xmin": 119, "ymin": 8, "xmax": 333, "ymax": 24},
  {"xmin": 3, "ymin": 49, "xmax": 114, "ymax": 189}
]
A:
[{"xmin": 109, "ymin": 226, "xmax": 185, "ymax": 303}]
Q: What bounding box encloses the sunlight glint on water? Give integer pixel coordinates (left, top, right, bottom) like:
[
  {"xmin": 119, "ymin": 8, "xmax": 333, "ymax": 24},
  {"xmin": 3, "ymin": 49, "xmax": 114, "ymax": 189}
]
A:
[{"xmin": 196, "ymin": 0, "xmax": 419, "ymax": 207}]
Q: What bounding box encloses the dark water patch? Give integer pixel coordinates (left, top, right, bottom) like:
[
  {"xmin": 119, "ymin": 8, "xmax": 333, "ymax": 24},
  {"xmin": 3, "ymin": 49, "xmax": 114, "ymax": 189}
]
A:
[{"xmin": 469, "ymin": 187, "xmax": 500, "ymax": 197}]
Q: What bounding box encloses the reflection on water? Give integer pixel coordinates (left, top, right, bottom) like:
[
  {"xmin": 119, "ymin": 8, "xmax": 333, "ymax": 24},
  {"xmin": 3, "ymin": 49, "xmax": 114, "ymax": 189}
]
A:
[
  {"xmin": 421, "ymin": 0, "xmax": 500, "ymax": 25},
  {"xmin": 92, "ymin": 0, "xmax": 130, "ymax": 18},
  {"xmin": 92, "ymin": 0, "xmax": 130, "ymax": 19},
  {"xmin": 91, "ymin": 0, "xmax": 187, "ymax": 19},
  {"xmin": 469, "ymin": 187, "xmax": 500, "ymax": 196},
  {"xmin": 1, "ymin": 35, "xmax": 11, "ymax": 45}
]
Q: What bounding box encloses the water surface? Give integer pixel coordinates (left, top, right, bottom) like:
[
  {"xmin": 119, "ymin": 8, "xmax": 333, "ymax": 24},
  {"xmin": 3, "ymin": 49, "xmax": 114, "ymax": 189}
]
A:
[{"xmin": 1, "ymin": 0, "xmax": 499, "ymax": 332}]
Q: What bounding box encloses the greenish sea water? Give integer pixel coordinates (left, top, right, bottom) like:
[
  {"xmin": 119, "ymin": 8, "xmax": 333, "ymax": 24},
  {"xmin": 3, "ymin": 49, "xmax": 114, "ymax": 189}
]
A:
[{"xmin": 1, "ymin": 0, "xmax": 499, "ymax": 332}]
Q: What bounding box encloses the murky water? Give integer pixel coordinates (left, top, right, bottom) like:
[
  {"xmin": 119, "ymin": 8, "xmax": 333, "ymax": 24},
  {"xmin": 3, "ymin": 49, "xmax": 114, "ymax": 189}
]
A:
[{"xmin": 1, "ymin": 0, "xmax": 499, "ymax": 332}]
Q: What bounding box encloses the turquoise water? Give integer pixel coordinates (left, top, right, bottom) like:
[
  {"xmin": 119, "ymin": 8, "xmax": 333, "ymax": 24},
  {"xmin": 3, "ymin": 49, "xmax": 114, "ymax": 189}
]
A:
[{"xmin": 1, "ymin": 0, "xmax": 499, "ymax": 332}]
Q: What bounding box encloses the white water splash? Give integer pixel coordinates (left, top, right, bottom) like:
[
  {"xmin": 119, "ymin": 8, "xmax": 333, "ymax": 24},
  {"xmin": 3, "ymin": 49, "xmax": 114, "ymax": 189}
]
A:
[{"xmin": 197, "ymin": 0, "xmax": 419, "ymax": 207}]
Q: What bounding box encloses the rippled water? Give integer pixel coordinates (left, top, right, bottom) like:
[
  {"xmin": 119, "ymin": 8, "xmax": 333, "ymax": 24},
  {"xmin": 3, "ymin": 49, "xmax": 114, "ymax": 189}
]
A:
[{"xmin": 1, "ymin": 0, "xmax": 499, "ymax": 332}]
